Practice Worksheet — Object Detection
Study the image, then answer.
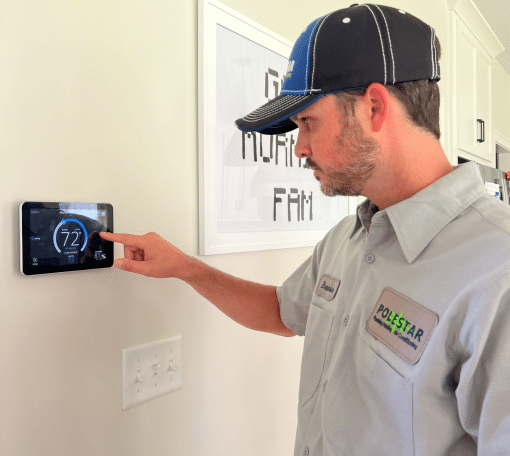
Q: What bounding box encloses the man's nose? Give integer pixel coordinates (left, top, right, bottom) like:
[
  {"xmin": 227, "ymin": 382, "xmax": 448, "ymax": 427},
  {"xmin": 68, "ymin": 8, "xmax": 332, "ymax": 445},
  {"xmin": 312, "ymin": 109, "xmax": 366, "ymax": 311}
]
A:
[{"xmin": 294, "ymin": 131, "xmax": 310, "ymax": 159}]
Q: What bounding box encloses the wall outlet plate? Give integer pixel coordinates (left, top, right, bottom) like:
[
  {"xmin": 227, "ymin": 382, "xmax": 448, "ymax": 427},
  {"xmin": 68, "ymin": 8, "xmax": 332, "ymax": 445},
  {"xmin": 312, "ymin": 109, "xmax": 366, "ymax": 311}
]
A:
[{"xmin": 122, "ymin": 335, "xmax": 182, "ymax": 410}]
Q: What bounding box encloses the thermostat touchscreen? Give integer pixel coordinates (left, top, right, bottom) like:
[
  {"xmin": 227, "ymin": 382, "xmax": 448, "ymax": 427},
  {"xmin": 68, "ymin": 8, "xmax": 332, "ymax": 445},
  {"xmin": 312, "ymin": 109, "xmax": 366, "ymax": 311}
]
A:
[{"xmin": 20, "ymin": 202, "xmax": 114, "ymax": 275}]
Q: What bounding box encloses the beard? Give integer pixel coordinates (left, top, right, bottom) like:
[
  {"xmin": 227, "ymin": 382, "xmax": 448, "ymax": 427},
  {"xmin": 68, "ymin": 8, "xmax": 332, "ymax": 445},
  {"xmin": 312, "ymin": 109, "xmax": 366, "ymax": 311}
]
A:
[{"xmin": 308, "ymin": 114, "xmax": 379, "ymax": 197}]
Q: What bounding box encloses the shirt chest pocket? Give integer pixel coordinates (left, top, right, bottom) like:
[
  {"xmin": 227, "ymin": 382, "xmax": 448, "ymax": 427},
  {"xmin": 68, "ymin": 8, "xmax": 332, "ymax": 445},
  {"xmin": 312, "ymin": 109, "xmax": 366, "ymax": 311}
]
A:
[
  {"xmin": 324, "ymin": 336, "xmax": 414, "ymax": 455},
  {"xmin": 299, "ymin": 304, "xmax": 334, "ymax": 409}
]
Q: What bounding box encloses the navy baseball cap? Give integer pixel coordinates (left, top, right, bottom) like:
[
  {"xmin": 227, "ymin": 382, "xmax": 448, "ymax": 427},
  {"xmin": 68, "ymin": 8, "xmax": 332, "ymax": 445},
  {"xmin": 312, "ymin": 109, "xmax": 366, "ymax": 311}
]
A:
[{"xmin": 235, "ymin": 3, "xmax": 440, "ymax": 135}]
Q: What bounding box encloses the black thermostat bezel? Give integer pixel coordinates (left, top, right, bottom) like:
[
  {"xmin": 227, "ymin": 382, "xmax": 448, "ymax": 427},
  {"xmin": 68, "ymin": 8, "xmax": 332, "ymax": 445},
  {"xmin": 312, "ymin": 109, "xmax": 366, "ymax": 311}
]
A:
[{"xmin": 19, "ymin": 201, "xmax": 114, "ymax": 276}]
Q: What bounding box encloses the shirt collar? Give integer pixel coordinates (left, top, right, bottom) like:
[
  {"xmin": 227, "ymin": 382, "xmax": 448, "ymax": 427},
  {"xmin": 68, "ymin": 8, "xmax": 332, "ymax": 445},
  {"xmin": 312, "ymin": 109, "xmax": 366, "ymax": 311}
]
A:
[{"xmin": 351, "ymin": 162, "xmax": 488, "ymax": 263}]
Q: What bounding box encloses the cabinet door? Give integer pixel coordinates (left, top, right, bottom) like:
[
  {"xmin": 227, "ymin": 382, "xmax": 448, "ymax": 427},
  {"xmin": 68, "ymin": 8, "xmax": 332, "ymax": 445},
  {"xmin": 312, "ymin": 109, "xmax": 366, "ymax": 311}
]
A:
[
  {"xmin": 454, "ymin": 15, "xmax": 493, "ymax": 163},
  {"xmin": 476, "ymin": 46, "xmax": 492, "ymax": 161},
  {"xmin": 455, "ymin": 17, "xmax": 477, "ymax": 154}
]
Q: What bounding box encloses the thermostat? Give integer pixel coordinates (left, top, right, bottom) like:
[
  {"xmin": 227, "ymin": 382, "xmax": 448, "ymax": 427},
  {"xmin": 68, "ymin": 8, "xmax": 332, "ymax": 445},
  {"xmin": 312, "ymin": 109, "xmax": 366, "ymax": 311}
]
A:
[{"xmin": 19, "ymin": 201, "xmax": 114, "ymax": 275}]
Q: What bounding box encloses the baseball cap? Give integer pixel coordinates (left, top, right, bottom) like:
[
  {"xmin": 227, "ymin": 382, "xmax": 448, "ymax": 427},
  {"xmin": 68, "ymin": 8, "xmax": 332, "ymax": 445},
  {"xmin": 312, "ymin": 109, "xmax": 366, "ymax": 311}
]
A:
[{"xmin": 235, "ymin": 3, "xmax": 440, "ymax": 135}]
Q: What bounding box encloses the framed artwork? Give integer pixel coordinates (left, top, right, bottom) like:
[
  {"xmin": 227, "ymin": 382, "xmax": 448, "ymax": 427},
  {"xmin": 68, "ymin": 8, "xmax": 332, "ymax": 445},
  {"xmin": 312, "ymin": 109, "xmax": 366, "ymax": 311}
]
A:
[{"xmin": 198, "ymin": 0, "xmax": 356, "ymax": 255}]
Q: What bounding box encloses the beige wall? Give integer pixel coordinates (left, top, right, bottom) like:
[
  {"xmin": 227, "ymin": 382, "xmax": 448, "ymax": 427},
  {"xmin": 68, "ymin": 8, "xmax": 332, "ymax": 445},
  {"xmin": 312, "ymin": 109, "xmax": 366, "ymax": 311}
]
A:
[{"xmin": 1, "ymin": 1, "xmax": 452, "ymax": 455}]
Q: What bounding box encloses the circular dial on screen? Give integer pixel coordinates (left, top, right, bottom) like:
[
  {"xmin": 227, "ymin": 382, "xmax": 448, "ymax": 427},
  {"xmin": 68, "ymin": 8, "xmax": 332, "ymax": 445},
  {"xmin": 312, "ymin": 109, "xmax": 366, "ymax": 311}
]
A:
[{"xmin": 53, "ymin": 219, "xmax": 88, "ymax": 254}]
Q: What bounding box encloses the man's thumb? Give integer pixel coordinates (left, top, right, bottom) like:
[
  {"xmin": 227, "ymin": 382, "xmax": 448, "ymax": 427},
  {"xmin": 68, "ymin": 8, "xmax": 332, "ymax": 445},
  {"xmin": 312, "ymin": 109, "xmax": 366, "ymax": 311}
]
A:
[
  {"xmin": 114, "ymin": 259, "xmax": 126, "ymax": 270},
  {"xmin": 114, "ymin": 258, "xmax": 150, "ymax": 276}
]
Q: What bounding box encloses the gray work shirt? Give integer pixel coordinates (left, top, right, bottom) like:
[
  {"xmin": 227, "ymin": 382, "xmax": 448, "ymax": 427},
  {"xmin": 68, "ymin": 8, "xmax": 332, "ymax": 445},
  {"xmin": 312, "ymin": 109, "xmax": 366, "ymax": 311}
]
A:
[{"xmin": 277, "ymin": 162, "xmax": 510, "ymax": 455}]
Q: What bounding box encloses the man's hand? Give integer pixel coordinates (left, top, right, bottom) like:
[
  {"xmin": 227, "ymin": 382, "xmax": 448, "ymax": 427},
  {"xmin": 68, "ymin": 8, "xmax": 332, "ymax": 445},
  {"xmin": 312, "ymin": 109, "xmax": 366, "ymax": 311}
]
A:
[
  {"xmin": 99, "ymin": 232, "xmax": 191, "ymax": 279},
  {"xmin": 99, "ymin": 231, "xmax": 294, "ymax": 336}
]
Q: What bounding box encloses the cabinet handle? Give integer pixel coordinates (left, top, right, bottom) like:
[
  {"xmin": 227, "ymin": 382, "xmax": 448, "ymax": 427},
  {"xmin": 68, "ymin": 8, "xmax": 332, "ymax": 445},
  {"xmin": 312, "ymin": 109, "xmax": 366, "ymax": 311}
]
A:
[{"xmin": 477, "ymin": 119, "xmax": 485, "ymax": 143}]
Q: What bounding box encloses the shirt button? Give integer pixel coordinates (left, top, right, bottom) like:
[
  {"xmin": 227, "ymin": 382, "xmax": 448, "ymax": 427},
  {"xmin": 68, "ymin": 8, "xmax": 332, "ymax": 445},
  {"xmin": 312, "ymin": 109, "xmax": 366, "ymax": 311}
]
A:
[
  {"xmin": 343, "ymin": 316, "xmax": 349, "ymax": 326},
  {"xmin": 304, "ymin": 448, "xmax": 310, "ymax": 456},
  {"xmin": 369, "ymin": 357, "xmax": 376, "ymax": 375},
  {"xmin": 365, "ymin": 253, "xmax": 375, "ymax": 264}
]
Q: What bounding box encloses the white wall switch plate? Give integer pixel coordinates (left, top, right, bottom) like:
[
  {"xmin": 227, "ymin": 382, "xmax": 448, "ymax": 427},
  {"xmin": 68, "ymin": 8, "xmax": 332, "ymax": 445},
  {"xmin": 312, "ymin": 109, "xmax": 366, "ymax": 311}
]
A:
[{"xmin": 122, "ymin": 335, "xmax": 182, "ymax": 410}]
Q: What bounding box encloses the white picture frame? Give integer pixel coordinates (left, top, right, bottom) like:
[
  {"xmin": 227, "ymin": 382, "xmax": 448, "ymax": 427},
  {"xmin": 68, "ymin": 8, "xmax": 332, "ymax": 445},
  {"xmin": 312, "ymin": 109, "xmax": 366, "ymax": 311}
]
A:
[{"xmin": 198, "ymin": 0, "xmax": 356, "ymax": 255}]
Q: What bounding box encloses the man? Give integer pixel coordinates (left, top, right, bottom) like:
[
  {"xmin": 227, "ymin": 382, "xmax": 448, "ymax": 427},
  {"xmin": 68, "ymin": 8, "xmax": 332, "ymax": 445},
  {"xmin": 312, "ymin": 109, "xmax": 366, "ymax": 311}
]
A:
[{"xmin": 101, "ymin": 4, "xmax": 510, "ymax": 455}]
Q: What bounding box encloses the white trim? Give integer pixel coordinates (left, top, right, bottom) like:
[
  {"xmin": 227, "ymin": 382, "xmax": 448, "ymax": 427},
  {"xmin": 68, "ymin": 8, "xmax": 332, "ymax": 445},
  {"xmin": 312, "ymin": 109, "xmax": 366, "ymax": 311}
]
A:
[
  {"xmin": 311, "ymin": 14, "xmax": 332, "ymax": 91},
  {"xmin": 431, "ymin": 27, "xmax": 438, "ymax": 79},
  {"xmin": 494, "ymin": 131, "xmax": 510, "ymax": 152},
  {"xmin": 364, "ymin": 4, "xmax": 387, "ymax": 85},
  {"xmin": 448, "ymin": 0, "xmax": 504, "ymax": 58},
  {"xmin": 375, "ymin": 5, "xmax": 395, "ymax": 84}
]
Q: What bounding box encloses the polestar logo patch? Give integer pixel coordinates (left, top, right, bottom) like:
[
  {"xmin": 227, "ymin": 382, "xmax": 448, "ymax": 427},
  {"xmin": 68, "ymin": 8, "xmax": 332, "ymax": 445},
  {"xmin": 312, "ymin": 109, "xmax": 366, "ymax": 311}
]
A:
[
  {"xmin": 315, "ymin": 275, "xmax": 340, "ymax": 301},
  {"xmin": 366, "ymin": 287, "xmax": 439, "ymax": 364}
]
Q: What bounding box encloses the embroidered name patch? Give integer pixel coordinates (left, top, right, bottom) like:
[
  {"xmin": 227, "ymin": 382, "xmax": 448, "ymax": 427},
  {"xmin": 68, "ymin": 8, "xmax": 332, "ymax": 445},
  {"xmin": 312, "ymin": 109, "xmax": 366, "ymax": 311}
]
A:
[
  {"xmin": 315, "ymin": 275, "xmax": 340, "ymax": 301},
  {"xmin": 366, "ymin": 287, "xmax": 439, "ymax": 364}
]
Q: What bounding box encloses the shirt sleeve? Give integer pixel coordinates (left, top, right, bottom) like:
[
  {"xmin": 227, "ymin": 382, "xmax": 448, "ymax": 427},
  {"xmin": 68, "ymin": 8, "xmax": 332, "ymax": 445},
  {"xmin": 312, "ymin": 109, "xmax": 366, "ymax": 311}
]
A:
[
  {"xmin": 276, "ymin": 238, "xmax": 326, "ymax": 337},
  {"xmin": 455, "ymin": 272, "xmax": 510, "ymax": 453}
]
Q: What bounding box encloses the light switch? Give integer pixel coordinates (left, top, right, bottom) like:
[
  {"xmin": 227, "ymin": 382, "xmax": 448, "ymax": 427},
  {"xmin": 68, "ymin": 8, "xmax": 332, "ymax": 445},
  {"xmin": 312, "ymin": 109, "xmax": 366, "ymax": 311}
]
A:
[{"xmin": 122, "ymin": 335, "xmax": 182, "ymax": 410}]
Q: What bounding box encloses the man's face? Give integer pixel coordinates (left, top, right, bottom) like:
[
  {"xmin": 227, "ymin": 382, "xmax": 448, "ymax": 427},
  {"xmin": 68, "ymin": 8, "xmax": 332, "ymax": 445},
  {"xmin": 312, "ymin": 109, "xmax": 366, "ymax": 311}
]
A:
[{"xmin": 291, "ymin": 94, "xmax": 380, "ymax": 197}]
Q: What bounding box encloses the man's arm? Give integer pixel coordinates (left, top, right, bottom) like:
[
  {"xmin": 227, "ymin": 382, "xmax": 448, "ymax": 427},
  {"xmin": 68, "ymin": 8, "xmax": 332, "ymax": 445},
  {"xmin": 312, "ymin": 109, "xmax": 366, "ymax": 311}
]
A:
[{"xmin": 100, "ymin": 232, "xmax": 295, "ymax": 337}]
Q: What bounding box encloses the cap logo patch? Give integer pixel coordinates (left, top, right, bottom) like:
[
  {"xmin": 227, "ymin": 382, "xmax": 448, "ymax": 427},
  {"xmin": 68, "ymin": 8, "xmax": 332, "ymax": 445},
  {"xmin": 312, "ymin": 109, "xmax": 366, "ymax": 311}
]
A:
[
  {"xmin": 315, "ymin": 274, "xmax": 340, "ymax": 301},
  {"xmin": 366, "ymin": 287, "xmax": 438, "ymax": 364},
  {"xmin": 285, "ymin": 60, "xmax": 295, "ymax": 79}
]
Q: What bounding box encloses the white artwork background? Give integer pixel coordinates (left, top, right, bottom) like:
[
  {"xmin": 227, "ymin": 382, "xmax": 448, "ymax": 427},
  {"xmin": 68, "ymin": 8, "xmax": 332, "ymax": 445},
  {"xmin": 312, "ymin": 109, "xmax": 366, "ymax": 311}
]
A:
[{"xmin": 216, "ymin": 24, "xmax": 349, "ymax": 233}]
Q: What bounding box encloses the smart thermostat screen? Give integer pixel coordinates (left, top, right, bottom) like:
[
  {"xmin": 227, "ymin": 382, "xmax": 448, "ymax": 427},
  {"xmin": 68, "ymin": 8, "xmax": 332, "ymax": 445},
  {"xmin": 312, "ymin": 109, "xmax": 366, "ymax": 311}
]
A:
[{"xmin": 20, "ymin": 202, "xmax": 114, "ymax": 275}]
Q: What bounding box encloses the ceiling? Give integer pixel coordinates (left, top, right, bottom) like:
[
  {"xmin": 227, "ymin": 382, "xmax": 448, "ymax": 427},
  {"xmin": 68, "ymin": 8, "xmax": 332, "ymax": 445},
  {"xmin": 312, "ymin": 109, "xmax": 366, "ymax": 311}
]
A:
[{"xmin": 471, "ymin": 0, "xmax": 510, "ymax": 75}]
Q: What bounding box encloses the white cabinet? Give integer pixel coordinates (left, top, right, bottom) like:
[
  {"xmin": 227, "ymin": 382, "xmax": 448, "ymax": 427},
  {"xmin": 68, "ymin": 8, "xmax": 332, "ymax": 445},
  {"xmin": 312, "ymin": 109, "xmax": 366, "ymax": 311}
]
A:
[
  {"xmin": 448, "ymin": 0, "xmax": 504, "ymax": 166},
  {"xmin": 452, "ymin": 13, "xmax": 492, "ymax": 163}
]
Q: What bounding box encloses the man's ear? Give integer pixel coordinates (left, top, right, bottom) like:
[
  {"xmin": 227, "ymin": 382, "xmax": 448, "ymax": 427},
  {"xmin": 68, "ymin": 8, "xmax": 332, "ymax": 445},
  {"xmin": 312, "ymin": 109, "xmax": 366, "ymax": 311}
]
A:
[{"xmin": 363, "ymin": 83, "xmax": 390, "ymax": 133}]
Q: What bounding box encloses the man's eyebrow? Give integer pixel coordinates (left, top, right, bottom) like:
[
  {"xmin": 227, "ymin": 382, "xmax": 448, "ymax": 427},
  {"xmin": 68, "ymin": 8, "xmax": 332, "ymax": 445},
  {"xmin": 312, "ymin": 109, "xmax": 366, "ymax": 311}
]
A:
[{"xmin": 290, "ymin": 108, "xmax": 313, "ymax": 123}]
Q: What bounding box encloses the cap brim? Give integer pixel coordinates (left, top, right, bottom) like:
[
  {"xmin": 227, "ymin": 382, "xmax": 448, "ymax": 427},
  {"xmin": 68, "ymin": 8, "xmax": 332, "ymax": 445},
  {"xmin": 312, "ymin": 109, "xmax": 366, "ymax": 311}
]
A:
[{"xmin": 235, "ymin": 93, "xmax": 324, "ymax": 135}]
